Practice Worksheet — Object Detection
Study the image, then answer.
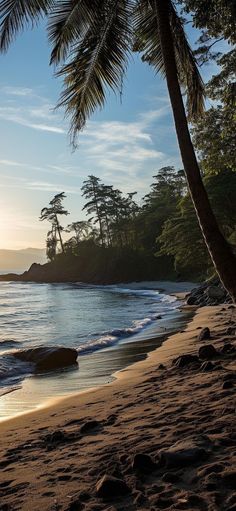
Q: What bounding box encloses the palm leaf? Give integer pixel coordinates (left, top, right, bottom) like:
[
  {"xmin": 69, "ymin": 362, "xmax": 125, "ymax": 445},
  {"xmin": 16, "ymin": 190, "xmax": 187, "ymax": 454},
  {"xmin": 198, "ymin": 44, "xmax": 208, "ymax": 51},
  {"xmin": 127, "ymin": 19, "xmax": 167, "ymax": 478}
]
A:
[
  {"xmin": 0, "ymin": 0, "xmax": 53, "ymax": 51},
  {"xmin": 48, "ymin": 0, "xmax": 99, "ymax": 65},
  {"xmin": 133, "ymin": 0, "xmax": 205, "ymax": 118},
  {"xmin": 57, "ymin": 0, "xmax": 134, "ymax": 147}
]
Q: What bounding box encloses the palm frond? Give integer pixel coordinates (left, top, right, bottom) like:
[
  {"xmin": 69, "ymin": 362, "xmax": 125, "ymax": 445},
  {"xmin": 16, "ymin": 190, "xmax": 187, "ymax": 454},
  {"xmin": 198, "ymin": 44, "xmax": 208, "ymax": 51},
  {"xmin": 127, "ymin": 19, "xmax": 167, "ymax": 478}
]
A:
[
  {"xmin": 57, "ymin": 0, "xmax": 133, "ymax": 147},
  {"xmin": 169, "ymin": 1, "xmax": 205, "ymax": 119},
  {"xmin": 48, "ymin": 0, "xmax": 99, "ymax": 65},
  {"xmin": 133, "ymin": 0, "xmax": 205, "ymax": 119},
  {"xmin": 133, "ymin": 0, "xmax": 165, "ymax": 75},
  {"xmin": 0, "ymin": 0, "xmax": 52, "ymax": 52}
]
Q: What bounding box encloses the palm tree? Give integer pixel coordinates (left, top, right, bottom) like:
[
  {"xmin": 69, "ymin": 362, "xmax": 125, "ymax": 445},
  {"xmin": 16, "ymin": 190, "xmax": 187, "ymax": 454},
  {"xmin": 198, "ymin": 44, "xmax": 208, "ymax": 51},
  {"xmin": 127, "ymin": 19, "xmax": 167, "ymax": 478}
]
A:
[{"xmin": 0, "ymin": 0, "xmax": 235, "ymax": 300}]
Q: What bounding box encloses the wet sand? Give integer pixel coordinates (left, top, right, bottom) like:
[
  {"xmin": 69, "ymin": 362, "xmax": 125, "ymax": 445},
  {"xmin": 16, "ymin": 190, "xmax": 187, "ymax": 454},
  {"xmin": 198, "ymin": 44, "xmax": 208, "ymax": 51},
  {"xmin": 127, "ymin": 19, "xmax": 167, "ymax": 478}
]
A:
[{"xmin": 0, "ymin": 304, "xmax": 235, "ymax": 511}]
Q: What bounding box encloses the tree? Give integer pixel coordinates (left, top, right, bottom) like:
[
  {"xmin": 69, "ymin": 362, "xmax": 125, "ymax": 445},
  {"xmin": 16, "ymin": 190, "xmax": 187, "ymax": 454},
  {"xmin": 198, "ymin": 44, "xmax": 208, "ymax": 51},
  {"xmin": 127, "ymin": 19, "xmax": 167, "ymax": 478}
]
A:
[
  {"xmin": 40, "ymin": 192, "xmax": 69, "ymax": 254},
  {"xmin": 81, "ymin": 176, "xmax": 106, "ymax": 245},
  {"xmin": 1, "ymin": 0, "xmax": 236, "ymax": 299}
]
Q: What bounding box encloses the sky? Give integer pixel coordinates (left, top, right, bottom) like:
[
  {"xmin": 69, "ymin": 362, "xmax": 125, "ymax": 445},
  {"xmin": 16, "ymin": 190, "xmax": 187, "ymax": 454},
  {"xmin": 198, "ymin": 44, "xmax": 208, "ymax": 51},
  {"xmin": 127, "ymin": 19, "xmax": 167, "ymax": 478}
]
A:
[{"xmin": 0, "ymin": 15, "xmax": 218, "ymax": 250}]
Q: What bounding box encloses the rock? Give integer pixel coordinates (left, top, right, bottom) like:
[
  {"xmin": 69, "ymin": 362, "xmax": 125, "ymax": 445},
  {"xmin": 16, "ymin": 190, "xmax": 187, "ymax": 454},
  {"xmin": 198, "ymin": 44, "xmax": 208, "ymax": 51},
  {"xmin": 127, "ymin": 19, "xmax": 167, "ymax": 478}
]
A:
[
  {"xmin": 13, "ymin": 346, "xmax": 78, "ymax": 372},
  {"xmin": 186, "ymin": 296, "xmax": 197, "ymax": 305},
  {"xmin": 44, "ymin": 430, "xmax": 68, "ymax": 445},
  {"xmin": 226, "ymin": 326, "xmax": 236, "ymax": 335},
  {"xmin": 96, "ymin": 475, "xmax": 130, "ymax": 499},
  {"xmin": 199, "ymin": 344, "xmax": 218, "ymax": 360},
  {"xmin": 158, "ymin": 440, "xmax": 207, "ymax": 468},
  {"xmin": 206, "ymin": 286, "xmax": 225, "ymax": 300},
  {"xmin": 198, "ymin": 327, "xmax": 211, "ymax": 341},
  {"xmin": 173, "ymin": 354, "xmax": 199, "ymax": 368},
  {"xmin": 220, "ymin": 343, "xmax": 235, "ymax": 354},
  {"xmin": 80, "ymin": 420, "xmax": 100, "ymax": 434},
  {"xmin": 158, "ymin": 364, "xmax": 165, "ymax": 370},
  {"xmin": 222, "ymin": 381, "xmax": 234, "ymax": 390},
  {"xmin": 132, "ymin": 453, "xmax": 157, "ymax": 473},
  {"xmin": 201, "ymin": 361, "xmax": 215, "ymax": 371}
]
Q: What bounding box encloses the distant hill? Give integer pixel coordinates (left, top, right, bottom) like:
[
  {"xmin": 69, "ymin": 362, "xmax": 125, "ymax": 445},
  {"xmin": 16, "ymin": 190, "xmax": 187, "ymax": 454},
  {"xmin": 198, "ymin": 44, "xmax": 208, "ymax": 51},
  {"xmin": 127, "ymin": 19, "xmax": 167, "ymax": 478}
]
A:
[{"xmin": 0, "ymin": 248, "xmax": 46, "ymax": 273}]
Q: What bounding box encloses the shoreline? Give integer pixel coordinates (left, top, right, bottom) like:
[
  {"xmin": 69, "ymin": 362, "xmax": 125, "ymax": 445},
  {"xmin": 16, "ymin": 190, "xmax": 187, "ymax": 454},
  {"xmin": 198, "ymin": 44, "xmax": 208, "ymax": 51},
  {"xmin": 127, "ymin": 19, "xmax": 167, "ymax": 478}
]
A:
[
  {"xmin": 0, "ymin": 302, "xmax": 193, "ymax": 422},
  {"xmin": 0, "ymin": 304, "xmax": 235, "ymax": 511}
]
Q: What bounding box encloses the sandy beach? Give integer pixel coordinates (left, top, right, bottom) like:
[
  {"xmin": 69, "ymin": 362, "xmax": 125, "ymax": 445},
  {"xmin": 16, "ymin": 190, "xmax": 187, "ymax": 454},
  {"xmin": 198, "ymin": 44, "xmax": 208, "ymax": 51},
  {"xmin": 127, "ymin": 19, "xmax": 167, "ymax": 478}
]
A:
[{"xmin": 0, "ymin": 303, "xmax": 235, "ymax": 511}]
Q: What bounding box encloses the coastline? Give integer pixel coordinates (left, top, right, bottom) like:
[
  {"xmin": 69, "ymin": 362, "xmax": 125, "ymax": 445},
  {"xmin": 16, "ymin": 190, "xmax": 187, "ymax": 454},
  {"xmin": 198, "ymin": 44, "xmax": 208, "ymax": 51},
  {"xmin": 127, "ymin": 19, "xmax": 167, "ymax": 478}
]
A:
[
  {"xmin": 0, "ymin": 303, "xmax": 235, "ymax": 511},
  {"xmin": 0, "ymin": 303, "xmax": 193, "ymax": 421}
]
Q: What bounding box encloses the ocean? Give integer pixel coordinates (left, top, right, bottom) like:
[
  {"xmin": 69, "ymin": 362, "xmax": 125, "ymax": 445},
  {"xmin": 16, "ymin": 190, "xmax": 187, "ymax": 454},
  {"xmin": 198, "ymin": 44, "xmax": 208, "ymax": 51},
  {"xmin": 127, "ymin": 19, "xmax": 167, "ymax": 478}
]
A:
[{"xmin": 0, "ymin": 280, "xmax": 194, "ymax": 419}]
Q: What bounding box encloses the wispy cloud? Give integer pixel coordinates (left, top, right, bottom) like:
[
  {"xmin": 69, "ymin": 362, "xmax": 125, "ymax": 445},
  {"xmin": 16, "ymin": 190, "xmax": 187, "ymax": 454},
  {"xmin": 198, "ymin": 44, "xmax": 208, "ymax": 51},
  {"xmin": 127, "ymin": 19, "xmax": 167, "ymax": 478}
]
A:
[{"xmin": 0, "ymin": 86, "xmax": 65, "ymax": 134}]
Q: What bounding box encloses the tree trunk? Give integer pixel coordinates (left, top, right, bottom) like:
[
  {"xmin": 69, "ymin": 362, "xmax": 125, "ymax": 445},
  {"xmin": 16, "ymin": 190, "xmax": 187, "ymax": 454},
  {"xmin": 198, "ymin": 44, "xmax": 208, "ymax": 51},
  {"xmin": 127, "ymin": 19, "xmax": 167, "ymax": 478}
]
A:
[
  {"xmin": 55, "ymin": 215, "xmax": 64, "ymax": 253},
  {"xmin": 155, "ymin": 0, "xmax": 236, "ymax": 302}
]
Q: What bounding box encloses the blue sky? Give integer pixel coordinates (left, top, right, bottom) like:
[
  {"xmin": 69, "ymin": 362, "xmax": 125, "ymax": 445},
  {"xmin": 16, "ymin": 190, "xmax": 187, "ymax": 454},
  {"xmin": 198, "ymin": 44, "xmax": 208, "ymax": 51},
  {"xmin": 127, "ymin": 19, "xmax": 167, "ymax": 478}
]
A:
[{"xmin": 0, "ymin": 18, "xmax": 218, "ymax": 249}]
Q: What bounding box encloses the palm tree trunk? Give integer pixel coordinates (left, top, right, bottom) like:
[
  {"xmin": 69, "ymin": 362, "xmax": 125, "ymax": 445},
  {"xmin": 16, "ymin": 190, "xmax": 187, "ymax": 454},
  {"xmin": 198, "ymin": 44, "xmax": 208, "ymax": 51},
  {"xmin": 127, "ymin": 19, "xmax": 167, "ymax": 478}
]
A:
[{"xmin": 155, "ymin": 0, "xmax": 236, "ymax": 302}]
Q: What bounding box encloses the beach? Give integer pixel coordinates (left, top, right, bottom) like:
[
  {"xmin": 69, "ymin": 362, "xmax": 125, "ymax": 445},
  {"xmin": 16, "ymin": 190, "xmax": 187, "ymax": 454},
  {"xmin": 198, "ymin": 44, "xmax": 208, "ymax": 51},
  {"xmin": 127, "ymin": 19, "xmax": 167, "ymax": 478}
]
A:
[{"xmin": 0, "ymin": 303, "xmax": 235, "ymax": 510}]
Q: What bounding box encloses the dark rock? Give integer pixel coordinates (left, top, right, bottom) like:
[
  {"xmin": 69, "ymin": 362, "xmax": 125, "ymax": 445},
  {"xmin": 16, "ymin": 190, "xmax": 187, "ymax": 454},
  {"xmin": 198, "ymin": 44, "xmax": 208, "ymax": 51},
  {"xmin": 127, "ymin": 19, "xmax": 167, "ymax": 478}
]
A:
[
  {"xmin": 132, "ymin": 453, "xmax": 157, "ymax": 473},
  {"xmin": 226, "ymin": 327, "xmax": 236, "ymax": 335},
  {"xmin": 201, "ymin": 361, "xmax": 215, "ymax": 371},
  {"xmin": 44, "ymin": 430, "xmax": 67, "ymax": 445},
  {"xmin": 222, "ymin": 380, "xmax": 234, "ymax": 390},
  {"xmin": 80, "ymin": 420, "xmax": 100, "ymax": 434},
  {"xmin": 158, "ymin": 440, "xmax": 207, "ymax": 468},
  {"xmin": 158, "ymin": 364, "xmax": 165, "ymax": 370},
  {"xmin": 198, "ymin": 327, "xmax": 211, "ymax": 341},
  {"xmin": 13, "ymin": 346, "xmax": 78, "ymax": 372},
  {"xmin": 220, "ymin": 343, "xmax": 235, "ymax": 354},
  {"xmin": 96, "ymin": 474, "xmax": 130, "ymax": 499},
  {"xmin": 186, "ymin": 296, "xmax": 197, "ymax": 305},
  {"xmin": 199, "ymin": 344, "xmax": 218, "ymax": 360},
  {"xmin": 206, "ymin": 286, "xmax": 225, "ymax": 300},
  {"xmin": 173, "ymin": 354, "xmax": 199, "ymax": 368}
]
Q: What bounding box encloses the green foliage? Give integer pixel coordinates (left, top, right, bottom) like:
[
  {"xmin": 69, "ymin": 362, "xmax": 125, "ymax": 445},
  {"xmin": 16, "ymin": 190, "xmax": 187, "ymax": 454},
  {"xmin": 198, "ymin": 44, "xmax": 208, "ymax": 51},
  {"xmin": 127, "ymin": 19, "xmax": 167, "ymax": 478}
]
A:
[
  {"xmin": 40, "ymin": 192, "xmax": 69, "ymax": 256},
  {"xmin": 159, "ymin": 169, "xmax": 236, "ymax": 277}
]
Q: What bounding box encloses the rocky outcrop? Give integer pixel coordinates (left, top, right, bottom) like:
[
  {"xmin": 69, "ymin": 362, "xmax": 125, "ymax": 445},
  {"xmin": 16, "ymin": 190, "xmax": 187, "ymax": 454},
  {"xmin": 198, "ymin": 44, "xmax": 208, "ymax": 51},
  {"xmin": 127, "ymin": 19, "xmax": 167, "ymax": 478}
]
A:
[
  {"xmin": 13, "ymin": 346, "xmax": 78, "ymax": 372},
  {"xmin": 186, "ymin": 277, "xmax": 232, "ymax": 307}
]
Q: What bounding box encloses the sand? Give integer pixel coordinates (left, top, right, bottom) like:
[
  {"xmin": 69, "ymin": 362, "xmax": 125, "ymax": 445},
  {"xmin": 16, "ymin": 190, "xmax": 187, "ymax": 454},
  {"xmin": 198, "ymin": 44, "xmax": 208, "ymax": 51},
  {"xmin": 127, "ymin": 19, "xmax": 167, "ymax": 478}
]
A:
[{"xmin": 0, "ymin": 304, "xmax": 235, "ymax": 511}]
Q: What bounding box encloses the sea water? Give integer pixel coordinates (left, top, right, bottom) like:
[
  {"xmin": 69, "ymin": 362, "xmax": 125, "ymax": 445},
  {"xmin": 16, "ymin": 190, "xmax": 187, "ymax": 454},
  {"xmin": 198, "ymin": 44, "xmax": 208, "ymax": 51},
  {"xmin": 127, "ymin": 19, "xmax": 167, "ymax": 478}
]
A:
[{"xmin": 0, "ymin": 280, "xmax": 194, "ymax": 419}]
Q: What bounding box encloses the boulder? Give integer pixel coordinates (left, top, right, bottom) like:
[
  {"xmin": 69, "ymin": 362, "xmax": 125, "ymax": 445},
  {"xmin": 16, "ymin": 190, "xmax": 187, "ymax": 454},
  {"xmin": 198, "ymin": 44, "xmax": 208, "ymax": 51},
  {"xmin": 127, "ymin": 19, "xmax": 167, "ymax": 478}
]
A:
[
  {"xmin": 198, "ymin": 327, "xmax": 211, "ymax": 341},
  {"xmin": 199, "ymin": 345, "xmax": 218, "ymax": 360},
  {"xmin": 13, "ymin": 346, "xmax": 78, "ymax": 371},
  {"xmin": 96, "ymin": 475, "xmax": 130, "ymax": 499},
  {"xmin": 206, "ymin": 286, "xmax": 225, "ymax": 300},
  {"xmin": 173, "ymin": 354, "xmax": 199, "ymax": 368},
  {"xmin": 132, "ymin": 453, "xmax": 157, "ymax": 473}
]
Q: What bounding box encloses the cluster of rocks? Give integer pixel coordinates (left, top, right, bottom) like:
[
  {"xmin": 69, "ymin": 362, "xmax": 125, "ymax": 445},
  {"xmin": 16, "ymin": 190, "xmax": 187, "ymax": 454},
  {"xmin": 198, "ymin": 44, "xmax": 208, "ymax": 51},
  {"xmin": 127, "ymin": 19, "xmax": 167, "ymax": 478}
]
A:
[{"xmin": 186, "ymin": 277, "xmax": 232, "ymax": 307}]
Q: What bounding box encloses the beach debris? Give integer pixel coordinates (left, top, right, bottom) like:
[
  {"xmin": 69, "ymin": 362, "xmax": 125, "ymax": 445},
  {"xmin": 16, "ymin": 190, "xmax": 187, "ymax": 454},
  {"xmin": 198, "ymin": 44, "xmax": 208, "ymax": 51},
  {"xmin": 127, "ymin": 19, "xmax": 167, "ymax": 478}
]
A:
[
  {"xmin": 96, "ymin": 474, "xmax": 131, "ymax": 499},
  {"xmin": 173, "ymin": 354, "xmax": 199, "ymax": 368},
  {"xmin": 132, "ymin": 453, "xmax": 157, "ymax": 473},
  {"xmin": 198, "ymin": 344, "xmax": 218, "ymax": 360},
  {"xmin": 80, "ymin": 420, "xmax": 100, "ymax": 435},
  {"xmin": 198, "ymin": 327, "xmax": 211, "ymax": 341},
  {"xmin": 158, "ymin": 440, "xmax": 208, "ymax": 468},
  {"xmin": 13, "ymin": 346, "xmax": 78, "ymax": 372}
]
